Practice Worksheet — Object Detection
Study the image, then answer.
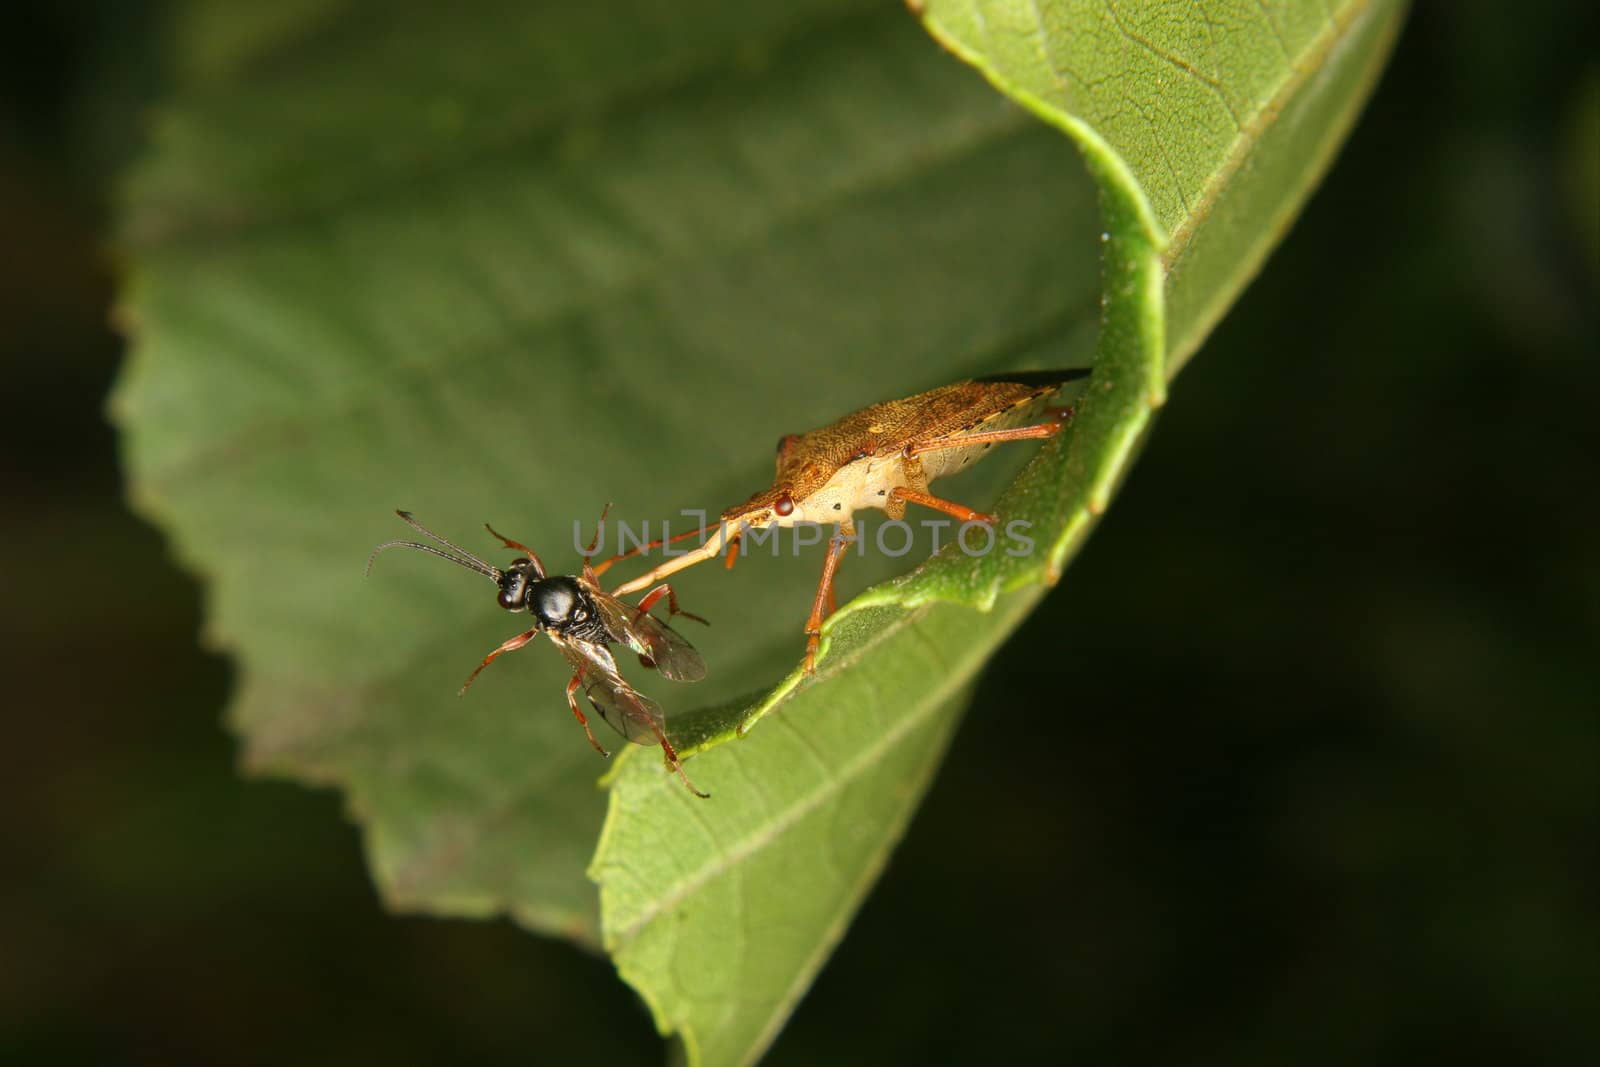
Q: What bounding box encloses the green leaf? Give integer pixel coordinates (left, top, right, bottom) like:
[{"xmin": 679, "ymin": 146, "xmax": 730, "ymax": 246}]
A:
[
  {"xmin": 592, "ymin": 148, "xmax": 1165, "ymax": 1067},
  {"xmin": 113, "ymin": 0, "xmax": 1101, "ymax": 943},
  {"xmin": 915, "ymin": 0, "xmax": 1409, "ymax": 372},
  {"xmin": 110, "ymin": 0, "xmax": 1403, "ymax": 1063},
  {"xmin": 594, "ymin": 1, "xmax": 1405, "ymax": 1062}
]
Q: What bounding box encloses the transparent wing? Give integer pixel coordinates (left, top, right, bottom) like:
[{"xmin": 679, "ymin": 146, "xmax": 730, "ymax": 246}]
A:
[
  {"xmin": 554, "ymin": 639, "xmax": 662, "ymax": 747},
  {"xmin": 589, "ymin": 589, "xmax": 707, "ymax": 682}
]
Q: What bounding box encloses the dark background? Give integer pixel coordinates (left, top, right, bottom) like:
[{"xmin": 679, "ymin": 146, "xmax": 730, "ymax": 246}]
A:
[{"xmin": 3, "ymin": 2, "xmax": 1594, "ymax": 1064}]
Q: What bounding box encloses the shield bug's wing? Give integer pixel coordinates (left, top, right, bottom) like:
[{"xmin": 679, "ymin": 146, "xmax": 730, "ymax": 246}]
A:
[{"xmin": 589, "ymin": 590, "xmax": 708, "ymax": 683}]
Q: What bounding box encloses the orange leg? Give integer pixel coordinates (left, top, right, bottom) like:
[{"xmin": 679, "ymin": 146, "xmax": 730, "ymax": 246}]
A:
[
  {"xmin": 564, "ymin": 671, "xmax": 610, "ymax": 758},
  {"xmin": 577, "ymin": 503, "xmax": 614, "ymax": 578},
  {"xmin": 888, "ymin": 486, "xmax": 994, "ymax": 525},
  {"xmin": 802, "ymin": 528, "xmax": 850, "ymax": 674},
  {"xmin": 459, "ymin": 628, "xmax": 539, "ymax": 694},
  {"xmin": 483, "ymin": 523, "xmax": 547, "ymax": 577},
  {"xmin": 903, "ymin": 409, "xmax": 1072, "ymax": 459},
  {"xmin": 591, "ymin": 521, "xmax": 712, "ymax": 577},
  {"xmin": 634, "ymin": 582, "xmax": 709, "ymax": 627},
  {"xmin": 653, "ymin": 727, "xmax": 710, "ymax": 798},
  {"xmin": 724, "ymin": 531, "xmax": 741, "ymax": 570}
]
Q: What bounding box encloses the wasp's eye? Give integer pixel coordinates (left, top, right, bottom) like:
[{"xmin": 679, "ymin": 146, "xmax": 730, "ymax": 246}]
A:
[
  {"xmin": 497, "ymin": 575, "xmax": 526, "ymax": 611},
  {"xmin": 774, "ymin": 493, "xmax": 795, "ymax": 517}
]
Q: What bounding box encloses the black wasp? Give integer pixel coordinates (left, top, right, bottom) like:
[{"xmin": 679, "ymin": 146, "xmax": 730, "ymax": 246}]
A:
[{"xmin": 367, "ymin": 508, "xmax": 710, "ymax": 797}]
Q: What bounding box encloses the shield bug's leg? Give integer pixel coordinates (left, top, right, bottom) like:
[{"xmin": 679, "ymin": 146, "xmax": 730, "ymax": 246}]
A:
[
  {"xmin": 591, "ymin": 520, "xmax": 713, "ymax": 577},
  {"xmin": 887, "ymin": 486, "xmax": 994, "ymax": 525},
  {"xmin": 633, "ymin": 583, "xmax": 710, "ymax": 627},
  {"xmin": 564, "ymin": 671, "xmax": 610, "ymax": 758},
  {"xmin": 606, "ymin": 524, "xmax": 737, "ymax": 596},
  {"xmin": 802, "ymin": 526, "xmax": 851, "ymax": 674},
  {"xmin": 902, "ymin": 409, "xmax": 1072, "ymax": 459},
  {"xmin": 881, "ymin": 457, "xmax": 922, "ymax": 520},
  {"xmin": 459, "ymin": 628, "xmax": 540, "ymax": 695},
  {"xmin": 654, "ymin": 727, "xmax": 710, "ymax": 799}
]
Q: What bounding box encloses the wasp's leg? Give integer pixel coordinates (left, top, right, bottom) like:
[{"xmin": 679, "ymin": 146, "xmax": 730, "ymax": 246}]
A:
[
  {"xmin": 577, "ymin": 503, "xmax": 616, "ymax": 582},
  {"xmin": 459, "ymin": 628, "xmax": 539, "ymax": 695},
  {"xmin": 633, "ymin": 582, "xmax": 709, "ymax": 627},
  {"xmin": 564, "ymin": 670, "xmax": 610, "ymax": 758},
  {"xmin": 652, "ymin": 726, "xmax": 709, "ymax": 799},
  {"xmin": 482, "ymin": 523, "xmax": 547, "ymax": 578}
]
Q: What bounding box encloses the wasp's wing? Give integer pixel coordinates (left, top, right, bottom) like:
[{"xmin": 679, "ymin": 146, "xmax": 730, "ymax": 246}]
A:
[
  {"xmin": 590, "ymin": 590, "xmax": 707, "ymax": 682},
  {"xmin": 554, "ymin": 639, "xmax": 662, "ymax": 747}
]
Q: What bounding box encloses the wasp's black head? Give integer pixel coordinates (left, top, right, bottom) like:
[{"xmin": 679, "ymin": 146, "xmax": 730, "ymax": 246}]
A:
[
  {"xmin": 495, "ymin": 558, "xmax": 539, "ymax": 612},
  {"xmin": 497, "ymin": 564, "xmax": 595, "ymax": 635}
]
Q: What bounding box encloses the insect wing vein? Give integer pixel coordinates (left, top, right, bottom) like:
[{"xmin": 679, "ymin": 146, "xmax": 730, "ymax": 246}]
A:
[
  {"xmin": 592, "ymin": 592, "xmax": 708, "ymax": 682},
  {"xmin": 554, "ymin": 638, "xmax": 660, "ymax": 747}
]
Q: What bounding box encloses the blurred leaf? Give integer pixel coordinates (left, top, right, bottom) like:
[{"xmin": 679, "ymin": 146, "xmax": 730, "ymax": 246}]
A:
[
  {"xmin": 916, "ymin": 0, "xmax": 1409, "ymax": 372},
  {"xmin": 113, "ymin": 0, "xmax": 1100, "ymax": 946},
  {"xmin": 1563, "ymin": 68, "xmax": 1600, "ymax": 281},
  {"xmin": 111, "ymin": 0, "xmax": 1401, "ymax": 1063}
]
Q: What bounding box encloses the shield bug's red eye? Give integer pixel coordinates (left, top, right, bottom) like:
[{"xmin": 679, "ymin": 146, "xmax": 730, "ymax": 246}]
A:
[{"xmin": 774, "ymin": 493, "xmax": 794, "ymax": 517}]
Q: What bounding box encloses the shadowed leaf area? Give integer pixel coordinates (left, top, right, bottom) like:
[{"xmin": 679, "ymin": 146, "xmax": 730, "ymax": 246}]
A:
[{"xmin": 112, "ymin": 1, "xmax": 1406, "ymax": 1064}]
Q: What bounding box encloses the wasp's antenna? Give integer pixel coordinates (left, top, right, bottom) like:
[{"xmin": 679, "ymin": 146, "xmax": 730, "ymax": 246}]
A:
[
  {"xmin": 366, "ymin": 511, "xmax": 503, "ymax": 579},
  {"xmin": 396, "ymin": 510, "xmax": 502, "ymax": 569},
  {"xmin": 365, "ymin": 540, "xmax": 502, "ymax": 579}
]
